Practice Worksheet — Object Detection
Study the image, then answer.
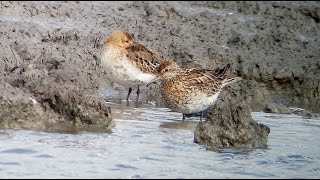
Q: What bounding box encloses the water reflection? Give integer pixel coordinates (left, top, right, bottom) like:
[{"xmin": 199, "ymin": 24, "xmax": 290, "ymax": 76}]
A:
[{"xmin": 100, "ymin": 87, "xmax": 202, "ymax": 127}]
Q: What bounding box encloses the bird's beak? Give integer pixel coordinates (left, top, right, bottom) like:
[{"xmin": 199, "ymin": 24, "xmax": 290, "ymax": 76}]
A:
[{"xmin": 146, "ymin": 76, "xmax": 160, "ymax": 87}]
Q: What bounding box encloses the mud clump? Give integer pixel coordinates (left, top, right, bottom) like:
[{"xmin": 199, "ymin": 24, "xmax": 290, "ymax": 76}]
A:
[
  {"xmin": 194, "ymin": 85, "xmax": 270, "ymax": 149},
  {"xmin": 0, "ymin": 2, "xmax": 115, "ymax": 132}
]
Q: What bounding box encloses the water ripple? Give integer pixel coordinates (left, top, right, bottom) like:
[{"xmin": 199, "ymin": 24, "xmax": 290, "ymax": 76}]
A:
[{"xmin": 0, "ymin": 148, "xmax": 37, "ymax": 154}]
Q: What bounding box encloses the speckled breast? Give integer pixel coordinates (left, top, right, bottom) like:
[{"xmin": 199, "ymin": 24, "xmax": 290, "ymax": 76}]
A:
[{"xmin": 161, "ymin": 82, "xmax": 221, "ymax": 114}]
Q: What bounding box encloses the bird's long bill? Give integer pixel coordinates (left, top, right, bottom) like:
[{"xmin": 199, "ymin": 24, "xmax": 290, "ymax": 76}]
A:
[{"xmin": 146, "ymin": 76, "xmax": 160, "ymax": 87}]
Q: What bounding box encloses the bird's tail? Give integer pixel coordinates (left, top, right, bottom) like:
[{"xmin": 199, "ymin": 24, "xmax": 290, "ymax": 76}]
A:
[
  {"xmin": 212, "ymin": 63, "xmax": 230, "ymax": 79},
  {"xmin": 221, "ymin": 77, "xmax": 242, "ymax": 88}
]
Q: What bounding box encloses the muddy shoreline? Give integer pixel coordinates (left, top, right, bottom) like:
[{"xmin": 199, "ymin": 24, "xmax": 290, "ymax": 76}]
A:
[{"xmin": 1, "ymin": 2, "xmax": 319, "ymax": 133}]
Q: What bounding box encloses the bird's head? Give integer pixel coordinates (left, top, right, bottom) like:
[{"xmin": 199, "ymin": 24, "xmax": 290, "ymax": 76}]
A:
[
  {"xmin": 147, "ymin": 60, "xmax": 181, "ymax": 87},
  {"xmin": 104, "ymin": 30, "xmax": 134, "ymax": 48}
]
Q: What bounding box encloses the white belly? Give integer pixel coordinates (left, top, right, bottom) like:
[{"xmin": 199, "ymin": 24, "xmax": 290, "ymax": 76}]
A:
[
  {"xmin": 165, "ymin": 91, "xmax": 221, "ymax": 114},
  {"xmin": 101, "ymin": 47, "xmax": 156, "ymax": 87}
]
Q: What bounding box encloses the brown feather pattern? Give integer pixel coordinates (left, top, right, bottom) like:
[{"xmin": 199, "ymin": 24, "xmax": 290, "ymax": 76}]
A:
[
  {"xmin": 158, "ymin": 61, "xmax": 232, "ymax": 96},
  {"xmin": 125, "ymin": 43, "xmax": 163, "ymax": 74}
]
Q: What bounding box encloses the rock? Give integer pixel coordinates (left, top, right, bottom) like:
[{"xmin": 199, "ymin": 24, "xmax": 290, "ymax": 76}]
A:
[
  {"xmin": 263, "ymin": 103, "xmax": 291, "ymax": 114},
  {"xmin": 289, "ymin": 107, "xmax": 318, "ymax": 119},
  {"xmin": 0, "ymin": 80, "xmax": 57, "ymax": 130},
  {"xmin": 302, "ymin": 111, "xmax": 313, "ymax": 119},
  {"xmin": 262, "ymin": 105, "xmax": 319, "ymax": 118},
  {"xmin": 290, "ymin": 107, "xmax": 306, "ymax": 116},
  {"xmin": 194, "ymin": 85, "xmax": 270, "ymax": 149}
]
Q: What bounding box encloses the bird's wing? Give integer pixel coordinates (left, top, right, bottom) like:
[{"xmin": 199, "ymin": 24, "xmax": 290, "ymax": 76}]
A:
[
  {"xmin": 125, "ymin": 43, "xmax": 163, "ymax": 74},
  {"xmin": 180, "ymin": 64, "xmax": 231, "ymax": 95}
]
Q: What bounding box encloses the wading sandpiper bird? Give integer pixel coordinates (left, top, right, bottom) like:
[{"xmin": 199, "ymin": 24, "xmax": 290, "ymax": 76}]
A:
[
  {"xmin": 147, "ymin": 60, "xmax": 242, "ymax": 122},
  {"xmin": 100, "ymin": 30, "xmax": 163, "ymax": 101}
]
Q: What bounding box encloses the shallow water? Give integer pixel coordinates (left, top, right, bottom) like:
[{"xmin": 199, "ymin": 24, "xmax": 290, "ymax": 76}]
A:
[{"xmin": 0, "ymin": 90, "xmax": 320, "ymax": 178}]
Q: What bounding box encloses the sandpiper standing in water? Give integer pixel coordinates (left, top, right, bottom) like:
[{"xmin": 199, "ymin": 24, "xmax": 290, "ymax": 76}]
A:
[
  {"xmin": 147, "ymin": 60, "xmax": 242, "ymax": 122},
  {"xmin": 100, "ymin": 30, "xmax": 163, "ymax": 101}
]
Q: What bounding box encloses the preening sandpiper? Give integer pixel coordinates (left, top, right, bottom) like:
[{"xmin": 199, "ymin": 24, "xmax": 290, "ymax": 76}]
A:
[{"xmin": 101, "ymin": 30, "xmax": 163, "ymax": 101}]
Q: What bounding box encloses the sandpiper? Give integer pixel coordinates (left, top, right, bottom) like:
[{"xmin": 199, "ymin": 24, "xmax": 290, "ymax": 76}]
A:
[
  {"xmin": 147, "ymin": 60, "xmax": 242, "ymax": 122},
  {"xmin": 100, "ymin": 30, "xmax": 163, "ymax": 101}
]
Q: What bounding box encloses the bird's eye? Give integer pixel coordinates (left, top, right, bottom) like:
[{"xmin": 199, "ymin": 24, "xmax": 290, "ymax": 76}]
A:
[
  {"xmin": 125, "ymin": 40, "xmax": 129, "ymax": 43},
  {"xmin": 164, "ymin": 69, "xmax": 168, "ymax": 72}
]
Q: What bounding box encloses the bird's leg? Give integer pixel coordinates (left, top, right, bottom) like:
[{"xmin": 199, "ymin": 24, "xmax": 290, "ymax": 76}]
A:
[
  {"xmin": 182, "ymin": 113, "xmax": 186, "ymax": 121},
  {"xmin": 200, "ymin": 111, "xmax": 203, "ymax": 123},
  {"xmin": 136, "ymin": 85, "xmax": 140, "ymax": 101},
  {"xmin": 126, "ymin": 87, "xmax": 132, "ymax": 101}
]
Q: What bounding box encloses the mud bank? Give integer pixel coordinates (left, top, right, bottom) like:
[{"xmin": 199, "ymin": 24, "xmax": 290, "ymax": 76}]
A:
[{"xmin": 1, "ymin": 1, "xmax": 319, "ymax": 132}]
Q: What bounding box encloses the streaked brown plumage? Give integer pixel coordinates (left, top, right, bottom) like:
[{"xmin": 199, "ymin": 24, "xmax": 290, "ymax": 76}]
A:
[
  {"xmin": 101, "ymin": 30, "xmax": 163, "ymax": 101},
  {"xmin": 147, "ymin": 60, "xmax": 242, "ymax": 122}
]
